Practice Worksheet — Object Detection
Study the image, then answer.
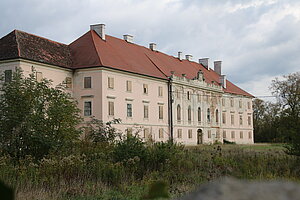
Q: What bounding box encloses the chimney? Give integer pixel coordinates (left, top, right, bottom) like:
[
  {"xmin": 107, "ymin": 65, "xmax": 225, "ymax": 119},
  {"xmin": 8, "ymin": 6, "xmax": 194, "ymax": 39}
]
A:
[
  {"xmin": 199, "ymin": 58, "xmax": 209, "ymax": 69},
  {"xmin": 214, "ymin": 61, "xmax": 222, "ymax": 75},
  {"xmin": 186, "ymin": 55, "xmax": 193, "ymax": 61},
  {"xmin": 178, "ymin": 52, "xmax": 183, "ymax": 60},
  {"xmin": 220, "ymin": 75, "xmax": 227, "ymax": 88},
  {"xmin": 123, "ymin": 34, "xmax": 134, "ymax": 43},
  {"xmin": 149, "ymin": 43, "xmax": 157, "ymax": 51},
  {"xmin": 90, "ymin": 24, "xmax": 105, "ymax": 40}
]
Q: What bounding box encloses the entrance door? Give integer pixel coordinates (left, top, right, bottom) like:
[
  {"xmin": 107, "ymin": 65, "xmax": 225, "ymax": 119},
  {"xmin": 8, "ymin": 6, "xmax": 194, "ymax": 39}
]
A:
[{"xmin": 197, "ymin": 129, "xmax": 203, "ymax": 144}]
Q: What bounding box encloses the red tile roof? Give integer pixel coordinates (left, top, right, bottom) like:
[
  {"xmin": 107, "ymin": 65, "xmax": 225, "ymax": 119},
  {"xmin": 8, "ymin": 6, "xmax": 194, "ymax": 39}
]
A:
[
  {"xmin": 70, "ymin": 31, "xmax": 252, "ymax": 97},
  {"xmin": 0, "ymin": 30, "xmax": 71, "ymax": 68},
  {"xmin": 0, "ymin": 29, "xmax": 252, "ymax": 97}
]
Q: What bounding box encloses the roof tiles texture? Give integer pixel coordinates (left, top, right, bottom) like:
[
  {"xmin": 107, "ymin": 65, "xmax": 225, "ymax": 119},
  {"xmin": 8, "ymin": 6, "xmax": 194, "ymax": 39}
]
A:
[
  {"xmin": 0, "ymin": 30, "xmax": 252, "ymax": 97},
  {"xmin": 0, "ymin": 30, "xmax": 71, "ymax": 68}
]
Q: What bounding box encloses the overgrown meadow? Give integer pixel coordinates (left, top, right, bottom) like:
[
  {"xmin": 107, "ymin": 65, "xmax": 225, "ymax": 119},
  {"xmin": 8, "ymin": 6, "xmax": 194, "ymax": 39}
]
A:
[{"xmin": 1, "ymin": 140, "xmax": 299, "ymax": 200}]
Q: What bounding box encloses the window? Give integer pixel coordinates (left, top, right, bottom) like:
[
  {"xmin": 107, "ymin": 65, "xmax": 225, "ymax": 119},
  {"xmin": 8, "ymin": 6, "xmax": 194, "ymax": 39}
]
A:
[
  {"xmin": 144, "ymin": 105, "xmax": 149, "ymax": 119},
  {"xmin": 84, "ymin": 101, "xmax": 92, "ymax": 116},
  {"xmin": 239, "ymin": 115, "xmax": 243, "ymax": 125},
  {"xmin": 222, "ymin": 112, "xmax": 226, "ymax": 124},
  {"xmin": 108, "ymin": 77, "xmax": 114, "ymax": 89},
  {"xmin": 240, "ymin": 131, "xmax": 243, "ymax": 139},
  {"xmin": 108, "ymin": 101, "xmax": 114, "ymax": 116},
  {"xmin": 222, "ymin": 98, "xmax": 225, "ymax": 106},
  {"xmin": 126, "ymin": 128, "xmax": 133, "ymax": 135},
  {"xmin": 188, "ymin": 106, "xmax": 192, "ymax": 123},
  {"xmin": 158, "ymin": 86, "xmax": 163, "ymax": 97},
  {"xmin": 216, "ymin": 109, "xmax": 219, "ymax": 123},
  {"xmin": 239, "ymin": 100, "xmax": 242, "ymax": 108},
  {"xmin": 247, "ymin": 102, "xmax": 251, "ymax": 109},
  {"xmin": 159, "ymin": 128, "xmax": 164, "ymax": 138},
  {"xmin": 230, "ymin": 98, "xmax": 234, "ymax": 107},
  {"xmin": 223, "ymin": 131, "xmax": 226, "ymax": 138},
  {"xmin": 143, "ymin": 84, "xmax": 148, "ymax": 94},
  {"xmin": 248, "ymin": 131, "xmax": 252, "ymax": 139},
  {"xmin": 177, "ymin": 105, "xmax": 181, "ymax": 121},
  {"xmin": 216, "ymin": 130, "xmax": 220, "ymax": 138},
  {"xmin": 144, "ymin": 128, "xmax": 150, "ymax": 139},
  {"xmin": 4, "ymin": 70, "xmax": 12, "ymax": 83},
  {"xmin": 207, "ymin": 108, "xmax": 211, "ymax": 123},
  {"xmin": 248, "ymin": 116, "xmax": 251, "ymax": 125},
  {"xmin": 159, "ymin": 105, "xmax": 163, "ymax": 119},
  {"xmin": 177, "ymin": 129, "xmax": 182, "ymax": 138},
  {"xmin": 176, "ymin": 89, "xmax": 180, "ymax": 99},
  {"xmin": 187, "ymin": 91, "xmax": 191, "ymax": 100},
  {"xmin": 231, "ymin": 114, "xmax": 234, "ymax": 125},
  {"xmin": 36, "ymin": 72, "xmax": 43, "ymax": 82},
  {"xmin": 66, "ymin": 77, "xmax": 72, "ymax": 88},
  {"xmin": 127, "ymin": 103, "xmax": 132, "ymax": 117},
  {"xmin": 231, "ymin": 131, "xmax": 235, "ymax": 139},
  {"xmin": 188, "ymin": 129, "xmax": 193, "ymax": 139},
  {"xmin": 198, "ymin": 107, "xmax": 201, "ymax": 122},
  {"xmin": 126, "ymin": 80, "xmax": 132, "ymax": 92},
  {"xmin": 208, "ymin": 130, "xmax": 211, "ymax": 138},
  {"xmin": 84, "ymin": 77, "xmax": 92, "ymax": 88}
]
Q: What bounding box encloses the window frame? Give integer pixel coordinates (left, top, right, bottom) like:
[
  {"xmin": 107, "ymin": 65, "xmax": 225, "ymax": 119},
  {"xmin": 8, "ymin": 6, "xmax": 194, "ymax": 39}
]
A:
[
  {"xmin": 84, "ymin": 101, "xmax": 92, "ymax": 116},
  {"xmin": 84, "ymin": 77, "xmax": 92, "ymax": 89},
  {"xmin": 108, "ymin": 101, "xmax": 114, "ymax": 116},
  {"xmin": 4, "ymin": 70, "xmax": 12, "ymax": 83},
  {"xmin": 127, "ymin": 103, "xmax": 132, "ymax": 117}
]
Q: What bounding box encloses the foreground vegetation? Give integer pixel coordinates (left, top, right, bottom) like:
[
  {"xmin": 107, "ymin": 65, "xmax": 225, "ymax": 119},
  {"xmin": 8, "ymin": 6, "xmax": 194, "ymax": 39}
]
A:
[
  {"xmin": 0, "ymin": 66, "xmax": 299, "ymax": 200},
  {"xmin": 1, "ymin": 142, "xmax": 300, "ymax": 200}
]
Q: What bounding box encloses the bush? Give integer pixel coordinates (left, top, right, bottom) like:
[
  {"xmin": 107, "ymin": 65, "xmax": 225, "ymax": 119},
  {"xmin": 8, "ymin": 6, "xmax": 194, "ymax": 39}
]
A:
[
  {"xmin": 223, "ymin": 139, "xmax": 236, "ymax": 144},
  {"xmin": 0, "ymin": 69, "xmax": 81, "ymax": 161},
  {"xmin": 148, "ymin": 141, "xmax": 183, "ymax": 171}
]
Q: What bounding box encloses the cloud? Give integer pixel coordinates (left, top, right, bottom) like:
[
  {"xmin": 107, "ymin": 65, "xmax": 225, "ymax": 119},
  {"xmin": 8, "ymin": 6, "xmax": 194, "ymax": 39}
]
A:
[{"xmin": 0, "ymin": 0, "xmax": 299, "ymax": 98}]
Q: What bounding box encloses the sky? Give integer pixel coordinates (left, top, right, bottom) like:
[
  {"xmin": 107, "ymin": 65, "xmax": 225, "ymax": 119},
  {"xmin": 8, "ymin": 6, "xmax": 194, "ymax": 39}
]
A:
[{"xmin": 1, "ymin": 0, "xmax": 300, "ymax": 100}]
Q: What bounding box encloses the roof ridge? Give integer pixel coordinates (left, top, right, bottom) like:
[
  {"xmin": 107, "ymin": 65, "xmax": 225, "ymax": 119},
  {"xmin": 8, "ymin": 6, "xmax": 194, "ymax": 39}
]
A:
[
  {"xmin": 13, "ymin": 30, "xmax": 21, "ymax": 57},
  {"xmin": 144, "ymin": 53, "xmax": 168, "ymax": 78},
  {"xmin": 90, "ymin": 30, "xmax": 103, "ymax": 66}
]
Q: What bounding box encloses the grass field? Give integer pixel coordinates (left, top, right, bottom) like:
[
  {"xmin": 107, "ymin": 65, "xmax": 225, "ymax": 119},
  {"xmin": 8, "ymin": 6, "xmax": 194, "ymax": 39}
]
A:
[{"xmin": 1, "ymin": 143, "xmax": 299, "ymax": 200}]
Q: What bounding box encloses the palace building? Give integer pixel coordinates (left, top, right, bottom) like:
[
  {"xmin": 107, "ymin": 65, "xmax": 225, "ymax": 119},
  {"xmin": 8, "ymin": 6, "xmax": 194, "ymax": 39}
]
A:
[{"xmin": 0, "ymin": 24, "xmax": 254, "ymax": 144}]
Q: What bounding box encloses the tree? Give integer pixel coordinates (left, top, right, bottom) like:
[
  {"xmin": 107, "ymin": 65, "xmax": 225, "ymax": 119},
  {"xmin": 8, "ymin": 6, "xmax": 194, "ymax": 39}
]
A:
[
  {"xmin": 271, "ymin": 72, "xmax": 300, "ymax": 155},
  {"xmin": 0, "ymin": 69, "xmax": 82, "ymax": 161},
  {"xmin": 253, "ymin": 99, "xmax": 282, "ymax": 142}
]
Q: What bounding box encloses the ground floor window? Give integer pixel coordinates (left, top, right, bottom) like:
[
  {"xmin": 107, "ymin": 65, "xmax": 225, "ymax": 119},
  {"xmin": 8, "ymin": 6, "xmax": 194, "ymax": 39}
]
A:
[
  {"xmin": 177, "ymin": 129, "xmax": 182, "ymax": 139},
  {"xmin": 188, "ymin": 129, "xmax": 193, "ymax": 139},
  {"xmin": 159, "ymin": 128, "xmax": 164, "ymax": 138},
  {"xmin": 223, "ymin": 130, "xmax": 226, "ymax": 138},
  {"xmin": 84, "ymin": 101, "xmax": 92, "ymax": 116}
]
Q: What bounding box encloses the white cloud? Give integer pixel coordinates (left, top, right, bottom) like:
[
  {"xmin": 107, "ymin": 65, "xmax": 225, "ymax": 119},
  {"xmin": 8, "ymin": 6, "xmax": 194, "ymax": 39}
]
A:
[{"xmin": 0, "ymin": 0, "xmax": 300, "ymax": 100}]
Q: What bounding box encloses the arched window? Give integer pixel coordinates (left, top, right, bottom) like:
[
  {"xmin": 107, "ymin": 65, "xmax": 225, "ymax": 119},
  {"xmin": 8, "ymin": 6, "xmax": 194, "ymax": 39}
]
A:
[
  {"xmin": 198, "ymin": 107, "xmax": 201, "ymax": 122},
  {"xmin": 177, "ymin": 104, "xmax": 181, "ymax": 121},
  {"xmin": 188, "ymin": 106, "xmax": 192, "ymax": 122},
  {"xmin": 207, "ymin": 108, "xmax": 210, "ymax": 123},
  {"xmin": 216, "ymin": 109, "xmax": 219, "ymax": 123}
]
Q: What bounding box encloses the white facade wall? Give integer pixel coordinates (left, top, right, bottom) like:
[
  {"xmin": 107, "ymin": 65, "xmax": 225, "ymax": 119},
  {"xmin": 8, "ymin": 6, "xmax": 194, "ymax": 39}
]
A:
[
  {"xmin": 0, "ymin": 59, "xmax": 254, "ymax": 145},
  {"xmin": 0, "ymin": 59, "xmax": 72, "ymax": 88},
  {"xmin": 73, "ymin": 68, "xmax": 169, "ymax": 142}
]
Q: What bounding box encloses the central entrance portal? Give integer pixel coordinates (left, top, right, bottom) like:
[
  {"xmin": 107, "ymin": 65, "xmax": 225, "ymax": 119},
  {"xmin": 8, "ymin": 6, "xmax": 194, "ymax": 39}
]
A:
[{"xmin": 197, "ymin": 129, "xmax": 203, "ymax": 144}]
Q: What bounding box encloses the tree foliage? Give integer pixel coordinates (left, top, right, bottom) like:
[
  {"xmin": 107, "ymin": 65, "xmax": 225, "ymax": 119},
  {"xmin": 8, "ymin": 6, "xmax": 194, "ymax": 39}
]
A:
[
  {"xmin": 253, "ymin": 99, "xmax": 282, "ymax": 142},
  {"xmin": 271, "ymin": 72, "xmax": 300, "ymax": 155},
  {"xmin": 0, "ymin": 69, "xmax": 82, "ymax": 161},
  {"xmin": 253, "ymin": 72, "xmax": 300, "ymax": 151}
]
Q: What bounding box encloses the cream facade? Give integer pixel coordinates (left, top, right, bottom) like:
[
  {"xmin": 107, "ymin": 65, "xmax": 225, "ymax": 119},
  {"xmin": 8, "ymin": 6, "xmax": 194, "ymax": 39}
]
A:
[
  {"xmin": 0, "ymin": 27, "xmax": 254, "ymax": 145},
  {"xmin": 73, "ymin": 68, "xmax": 170, "ymax": 142}
]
